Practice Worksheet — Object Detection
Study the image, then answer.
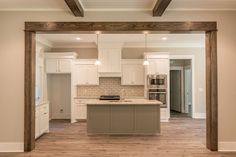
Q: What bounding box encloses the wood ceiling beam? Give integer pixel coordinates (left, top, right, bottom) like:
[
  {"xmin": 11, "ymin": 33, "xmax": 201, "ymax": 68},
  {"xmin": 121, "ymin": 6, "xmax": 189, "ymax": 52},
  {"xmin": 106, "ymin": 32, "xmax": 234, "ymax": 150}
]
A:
[
  {"xmin": 153, "ymin": 0, "xmax": 172, "ymax": 16},
  {"xmin": 64, "ymin": 0, "xmax": 84, "ymax": 17}
]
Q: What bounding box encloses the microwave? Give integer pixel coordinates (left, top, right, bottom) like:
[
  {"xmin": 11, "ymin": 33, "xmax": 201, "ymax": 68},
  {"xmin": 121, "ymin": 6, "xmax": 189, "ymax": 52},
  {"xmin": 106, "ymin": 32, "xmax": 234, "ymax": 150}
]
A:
[{"xmin": 147, "ymin": 74, "xmax": 167, "ymax": 89}]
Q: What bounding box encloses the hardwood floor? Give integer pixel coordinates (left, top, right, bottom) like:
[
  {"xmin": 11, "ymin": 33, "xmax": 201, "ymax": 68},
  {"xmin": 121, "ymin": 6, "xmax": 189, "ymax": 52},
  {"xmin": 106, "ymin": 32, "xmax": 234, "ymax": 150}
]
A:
[{"xmin": 1, "ymin": 118, "xmax": 236, "ymax": 157}]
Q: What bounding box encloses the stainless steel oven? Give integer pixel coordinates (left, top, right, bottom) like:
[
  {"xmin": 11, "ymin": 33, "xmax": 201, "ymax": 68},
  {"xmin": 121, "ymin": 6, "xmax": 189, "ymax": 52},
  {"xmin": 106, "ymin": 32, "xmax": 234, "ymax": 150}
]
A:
[
  {"xmin": 147, "ymin": 74, "xmax": 167, "ymax": 89},
  {"xmin": 148, "ymin": 89, "xmax": 167, "ymax": 107}
]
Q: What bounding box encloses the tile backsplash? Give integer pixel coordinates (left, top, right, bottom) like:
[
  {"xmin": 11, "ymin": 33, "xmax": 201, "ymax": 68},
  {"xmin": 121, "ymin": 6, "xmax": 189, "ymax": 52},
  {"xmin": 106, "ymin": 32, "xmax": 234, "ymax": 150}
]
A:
[{"xmin": 77, "ymin": 77, "xmax": 144, "ymax": 98}]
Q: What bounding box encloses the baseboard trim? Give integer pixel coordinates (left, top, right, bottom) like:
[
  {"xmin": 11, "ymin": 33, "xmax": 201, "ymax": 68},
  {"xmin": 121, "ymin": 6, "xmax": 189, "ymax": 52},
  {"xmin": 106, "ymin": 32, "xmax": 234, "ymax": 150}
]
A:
[
  {"xmin": 192, "ymin": 113, "xmax": 206, "ymax": 119},
  {"xmin": 0, "ymin": 143, "xmax": 24, "ymax": 152},
  {"xmin": 219, "ymin": 142, "xmax": 236, "ymax": 152}
]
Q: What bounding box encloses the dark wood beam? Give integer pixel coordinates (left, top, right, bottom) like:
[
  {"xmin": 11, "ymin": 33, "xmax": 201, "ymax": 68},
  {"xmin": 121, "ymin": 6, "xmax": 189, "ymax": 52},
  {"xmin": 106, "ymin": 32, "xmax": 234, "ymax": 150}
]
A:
[
  {"xmin": 64, "ymin": 0, "xmax": 84, "ymax": 17},
  {"xmin": 153, "ymin": 0, "xmax": 172, "ymax": 16},
  {"xmin": 25, "ymin": 22, "xmax": 217, "ymax": 32},
  {"xmin": 24, "ymin": 31, "xmax": 36, "ymax": 151}
]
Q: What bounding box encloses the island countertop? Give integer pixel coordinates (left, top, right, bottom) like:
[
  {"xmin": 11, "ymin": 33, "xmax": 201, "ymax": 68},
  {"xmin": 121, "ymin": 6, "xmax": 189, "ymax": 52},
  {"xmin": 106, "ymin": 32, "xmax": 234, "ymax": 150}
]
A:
[{"xmin": 86, "ymin": 99, "xmax": 162, "ymax": 105}]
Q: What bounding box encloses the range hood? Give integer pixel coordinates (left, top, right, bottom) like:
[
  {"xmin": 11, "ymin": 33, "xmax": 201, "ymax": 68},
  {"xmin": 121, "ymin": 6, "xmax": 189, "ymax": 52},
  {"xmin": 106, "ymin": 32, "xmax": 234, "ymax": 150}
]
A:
[{"xmin": 98, "ymin": 43, "xmax": 122, "ymax": 77}]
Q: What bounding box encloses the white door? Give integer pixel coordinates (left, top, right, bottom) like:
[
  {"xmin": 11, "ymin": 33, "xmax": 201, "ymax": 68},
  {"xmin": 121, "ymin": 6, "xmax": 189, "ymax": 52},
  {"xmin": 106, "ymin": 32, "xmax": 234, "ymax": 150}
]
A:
[
  {"xmin": 170, "ymin": 70, "xmax": 182, "ymax": 112},
  {"xmin": 46, "ymin": 59, "xmax": 58, "ymax": 73}
]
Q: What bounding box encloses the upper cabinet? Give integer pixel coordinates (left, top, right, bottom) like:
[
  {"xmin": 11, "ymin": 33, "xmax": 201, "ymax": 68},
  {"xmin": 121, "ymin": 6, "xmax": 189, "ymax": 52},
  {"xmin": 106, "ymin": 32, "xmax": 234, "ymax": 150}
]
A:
[
  {"xmin": 121, "ymin": 60, "xmax": 145, "ymax": 85},
  {"xmin": 98, "ymin": 48, "xmax": 121, "ymax": 77},
  {"xmin": 146, "ymin": 55, "xmax": 170, "ymax": 75},
  {"xmin": 73, "ymin": 60, "xmax": 99, "ymax": 85},
  {"xmin": 44, "ymin": 53, "xmax": 77, "ymax": 74}
]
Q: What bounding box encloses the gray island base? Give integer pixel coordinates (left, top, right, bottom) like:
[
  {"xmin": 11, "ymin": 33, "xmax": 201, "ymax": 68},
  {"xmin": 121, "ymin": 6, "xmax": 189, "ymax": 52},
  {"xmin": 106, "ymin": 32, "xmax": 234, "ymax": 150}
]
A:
[{"xmin": 87, "ymin": 99, "xmax": 161, "ymax": 135}]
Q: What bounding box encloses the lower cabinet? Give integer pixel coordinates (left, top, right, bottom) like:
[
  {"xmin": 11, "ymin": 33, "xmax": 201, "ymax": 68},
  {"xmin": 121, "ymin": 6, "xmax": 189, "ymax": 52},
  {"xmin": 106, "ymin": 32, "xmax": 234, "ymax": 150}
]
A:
[
  {"xmin": 160, "ymin": 108, "xmax": 169, "ymax": 122},
  {"xmin": 35, "ymin": 103, "xmax": 49, "ymax": 139},
  {"xmin": 87, "ymin": 104, "xmax": 160, "ymax": 134},
  {"xmin": 75, "ymin": 103, "xmax": 87, "ymax": 120}
]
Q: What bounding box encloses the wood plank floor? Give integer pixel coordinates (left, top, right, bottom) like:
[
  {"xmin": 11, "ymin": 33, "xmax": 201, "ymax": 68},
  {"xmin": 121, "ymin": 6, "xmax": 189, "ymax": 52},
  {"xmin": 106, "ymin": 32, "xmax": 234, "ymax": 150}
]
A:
[{"xmin": 1, "ymin": 118, "xmax": 236, "ymax": 157}]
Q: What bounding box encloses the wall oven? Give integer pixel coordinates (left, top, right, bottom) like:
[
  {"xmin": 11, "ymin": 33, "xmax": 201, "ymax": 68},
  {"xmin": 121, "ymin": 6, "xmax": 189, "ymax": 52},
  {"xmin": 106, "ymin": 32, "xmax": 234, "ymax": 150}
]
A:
[
  {"xmin": 147, "ymin": 74, "xmax": 167, "ymax": 107},
  {"xmin": 147, "ymin": 74, "xmax": 167, "ymax": 89}
]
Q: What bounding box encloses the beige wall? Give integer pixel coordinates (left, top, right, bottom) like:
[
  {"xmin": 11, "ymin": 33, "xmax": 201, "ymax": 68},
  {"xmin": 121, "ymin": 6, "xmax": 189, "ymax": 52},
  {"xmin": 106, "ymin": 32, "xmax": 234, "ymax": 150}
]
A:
[
  {"xmin": 0, "ymin": 10, "xmax": 236, "ymax": 146},
  {"xmin": 50, "ymin": 47, "xmax": 98, "ymax": 59}
]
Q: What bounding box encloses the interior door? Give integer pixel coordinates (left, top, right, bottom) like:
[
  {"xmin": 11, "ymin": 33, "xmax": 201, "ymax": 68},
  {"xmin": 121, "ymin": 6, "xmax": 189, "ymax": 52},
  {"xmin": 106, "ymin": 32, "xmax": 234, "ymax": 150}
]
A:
[{"xmin": 170, "ymin": 70, "xmax": 182, "ymax": 112}]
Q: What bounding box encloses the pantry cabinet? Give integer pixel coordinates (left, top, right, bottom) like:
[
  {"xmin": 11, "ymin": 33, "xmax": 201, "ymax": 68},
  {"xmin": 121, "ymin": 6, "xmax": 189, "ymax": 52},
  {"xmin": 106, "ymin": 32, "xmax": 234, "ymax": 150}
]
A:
[{"xmin": 44, "ymin": 52, "xmax": 77, "ymax": 74}]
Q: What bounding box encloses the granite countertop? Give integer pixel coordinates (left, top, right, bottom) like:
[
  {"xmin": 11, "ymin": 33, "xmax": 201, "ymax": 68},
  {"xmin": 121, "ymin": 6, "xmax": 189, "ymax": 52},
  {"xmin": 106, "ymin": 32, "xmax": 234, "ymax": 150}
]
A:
[{"xmin": 86, "ymin": 99, "xmax": 162, "ymax": 105}]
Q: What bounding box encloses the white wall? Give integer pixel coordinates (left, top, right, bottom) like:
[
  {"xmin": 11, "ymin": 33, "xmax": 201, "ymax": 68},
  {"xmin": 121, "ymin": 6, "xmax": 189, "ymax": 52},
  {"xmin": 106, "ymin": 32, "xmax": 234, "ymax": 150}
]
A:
[{"xmin": 0, "ymin": 10, "xmax": 236, "ymax": 151}]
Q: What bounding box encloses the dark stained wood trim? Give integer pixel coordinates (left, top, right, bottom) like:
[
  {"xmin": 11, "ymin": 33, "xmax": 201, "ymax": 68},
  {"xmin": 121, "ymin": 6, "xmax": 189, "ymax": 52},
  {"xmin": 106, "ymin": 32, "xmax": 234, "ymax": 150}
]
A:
[
  {"xmin": 153, "ymin": 0, "xmax": 172, "ymax": 16},
  {"xmin": 25, "ymin": 22, "xmax": 217, "ymax": 32},
  {"xmin": 24, "ymin": 21, "xmax": 218, "ymax": 152},
  {"xmin": 64, "ymin": 0, "xmax": 84, "ymax": 17},
  {"xmin": 24, "ymin": 31, "xmax": 36, "ymax": 151},
  {"xmin": 206, "ymin": 31, "xmax": 218, "ymax": 151}
]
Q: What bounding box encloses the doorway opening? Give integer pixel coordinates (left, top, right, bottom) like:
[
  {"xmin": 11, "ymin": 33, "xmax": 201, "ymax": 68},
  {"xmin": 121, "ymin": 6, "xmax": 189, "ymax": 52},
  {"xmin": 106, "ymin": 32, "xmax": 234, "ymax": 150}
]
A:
[
  {"xmin": 24, "ymin": 22, "xmax": 218, "ymax": 152},
  {"xmin": 170, "ymin": 59, "xmax": 193, "ymax": 118}
]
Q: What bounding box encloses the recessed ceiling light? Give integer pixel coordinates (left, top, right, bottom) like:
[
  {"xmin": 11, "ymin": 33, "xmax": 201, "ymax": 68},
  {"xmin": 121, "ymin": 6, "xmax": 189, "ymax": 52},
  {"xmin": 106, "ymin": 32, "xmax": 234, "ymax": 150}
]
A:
[
  {"xmin": 76, "ymin": 37, "xmax": 81, "ymax": 40},
  {"xmin": 162, "ymin": 37, "xmax": 167, "ymax": 40}
]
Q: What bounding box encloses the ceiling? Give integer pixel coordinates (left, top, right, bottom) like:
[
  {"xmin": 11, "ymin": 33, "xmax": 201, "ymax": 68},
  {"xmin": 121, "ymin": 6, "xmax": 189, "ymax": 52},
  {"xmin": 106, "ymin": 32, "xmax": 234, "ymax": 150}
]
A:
[
  {"xmin": 0, "ymin": 0, "xmax": 236, "ymax": 11},
  {"xmin": 37, "ymin": 33, "xmax": 205, "ymax": 48}
]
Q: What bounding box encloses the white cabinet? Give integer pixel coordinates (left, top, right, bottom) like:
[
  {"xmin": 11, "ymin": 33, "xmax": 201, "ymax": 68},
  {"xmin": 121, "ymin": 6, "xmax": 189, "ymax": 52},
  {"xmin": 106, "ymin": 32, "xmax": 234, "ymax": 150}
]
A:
[
  {"xmin": 74, "ymin": 61, "xmax": 99, "ymax": 85},
  {"xmin": 44, "ymin": 52, "xmax": 77, "ymax": 74},
  {"xmin": 46, "ymin": 59, "xmax": 71, "ymax": 74},
  {"xmin": 147, "ymin": 58, "xmax": 169, "ymax": 75},
  {"xmin": 98, "ymin": 49, "xmax": 121, "ymax": 74},
  {"xmin": 145, "ymin": 55, "xmax": 170, "ymax": 122},
  {"xmin": 121, "ymin": 60, "xmax": 144, "ymax": 85},
  {"xmin": 35, "ymin": 103, "xmax": 49, "ymax": 139},
  {"xmin": 74, "ymin": 99, "xmax": 87, "ymax": 120},
  {"xmin": 35, "ymin": 108, "xmax": 40, "ymax": 138}
]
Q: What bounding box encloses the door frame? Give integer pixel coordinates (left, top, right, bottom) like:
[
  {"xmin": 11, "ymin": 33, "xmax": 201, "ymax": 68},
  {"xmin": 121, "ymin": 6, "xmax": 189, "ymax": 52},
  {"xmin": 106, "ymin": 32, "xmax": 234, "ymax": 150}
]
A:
[
  {"xmin": 24, "ymin": 22, "xmax": 218, "ymax": 151},
  {"xmin": 170, "ymin": 66, "xmax": 185, "ymax": 113},
  {"xmin": 170, "ymin": 55, "xmax": 195, "ymax": 117}
]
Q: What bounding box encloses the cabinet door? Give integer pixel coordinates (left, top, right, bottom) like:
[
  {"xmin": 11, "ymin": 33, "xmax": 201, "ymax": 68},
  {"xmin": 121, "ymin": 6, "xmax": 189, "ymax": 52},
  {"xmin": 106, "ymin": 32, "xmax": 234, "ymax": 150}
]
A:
[
  {"xmin": 133, "ymin": 64, "xmax": 144, "ymax": 85},
  {"xmin": 147, "ymin": 58, "xmax": 169, "ymax": 75},
  {"xmin": 74, "ymin": 64, "xmax": 98, "ymax": 85},
  {"xmin": 122, "ymin": 64, "xmax": 144, "ymax": 85},
  {"xmin": 98, "ymin": 49, "xmax": 109, "ymax": 72},
  {"xmin": 156, "ymin": 59, "xmax": 169, "ymax": 75},
  {"xmin": 122, "ymin": 65, "xmax": 133, "ymax": 85},
  {"xmin": 58, "ymin": 59, "xmax": 71, "ymax": 73},
  {"xmin": 75, "ymin": 104, "xmax": 87, "ymax": 119},
  {"xmin": 87, "ymin": 65, "xmax": 99, "ymax": 85},
  {"xmin": 46, "ymin": 59, "xmax": 58, "ymax": 73},
  {"xmin": 108, "ymin": 49, "xmax": 121, "ymax": 72},
  {"xmin": 74, "ymin": 65, "xmax": 88, "ymax": 85},
  {"xmin": 35, "ymin": 108, "xmax": 40, "ymax": 139}
]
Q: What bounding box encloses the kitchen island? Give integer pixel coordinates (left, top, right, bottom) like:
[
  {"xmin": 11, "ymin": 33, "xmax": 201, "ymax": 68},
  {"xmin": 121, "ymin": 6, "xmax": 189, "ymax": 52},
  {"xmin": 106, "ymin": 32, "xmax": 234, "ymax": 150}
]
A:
[{"xmin": 87, "ymin": 99, "xmax": 162, "ymax": 135}]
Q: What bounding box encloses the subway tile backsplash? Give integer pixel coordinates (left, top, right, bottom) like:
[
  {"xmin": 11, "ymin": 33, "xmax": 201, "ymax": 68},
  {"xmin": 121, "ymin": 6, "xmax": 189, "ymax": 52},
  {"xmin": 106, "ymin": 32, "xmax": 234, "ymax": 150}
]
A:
[{"xmin": 77, "ymin": 77, "xmax": 144, "ymax": 98}]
